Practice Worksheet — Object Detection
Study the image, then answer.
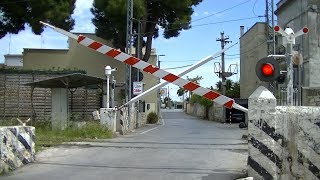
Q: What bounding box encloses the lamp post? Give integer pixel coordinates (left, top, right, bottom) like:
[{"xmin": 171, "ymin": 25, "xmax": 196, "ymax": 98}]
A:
[
  {"xmin": 104, "ymin": 66, "xmax": 117, "ymax": 108},
  {"xmin": 157, "ymin": 54, "xmax": 165, "ymax": 114}
]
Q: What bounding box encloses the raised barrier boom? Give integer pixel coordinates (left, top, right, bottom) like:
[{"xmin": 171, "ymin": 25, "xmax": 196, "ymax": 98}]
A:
[{"xmin": 40, "ymin": 21, "xmax": 248, "ymax": 113}]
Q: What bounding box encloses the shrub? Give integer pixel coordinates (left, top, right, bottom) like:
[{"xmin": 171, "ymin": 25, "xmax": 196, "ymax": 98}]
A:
[{"xmin": 147, "ymin": 112, "xmax": 158, "ymax": 124}]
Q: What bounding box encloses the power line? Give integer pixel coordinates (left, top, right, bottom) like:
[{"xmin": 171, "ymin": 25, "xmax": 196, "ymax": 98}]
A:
[
  {"xmin": 252, "ymin": 0, "xmax": 259, "ymax": 17},
  {"xmin": 225, "ymin": 54, "xmax": 240, "ymax": 57},
  {"xmin": 191, "ymin": 16, "xmax": 262, "ymax": 28},
  {"xmin": 141, "ymin": 16, "xmax": 261, "ymax": 36},
  {"xmin": 163, "ymin": 64, "xmax": 193, "ymax": 70},
  {"xmin": 134, "ymin": 0, "xmax": 252, "ymax": 25},
  {"xmin": 225, "ymin": 40, "xmax": 268, "ymax": 56},
  {"xmin": 192, "ymin": 0, "xmax": 252, "ymax": 22},
  {"xmin": 160, "ymin": 57, "xmax": 239, "ymax": 63}
]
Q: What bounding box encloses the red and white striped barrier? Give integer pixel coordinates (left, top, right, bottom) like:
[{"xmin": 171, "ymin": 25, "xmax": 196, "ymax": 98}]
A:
[
  {"xmin": 77, "ymin": 35, "xmax": 234, "ymax": 109},
  {"xmin": 40, "ymin": 21, "xmax": 247, "ymax": 111}
]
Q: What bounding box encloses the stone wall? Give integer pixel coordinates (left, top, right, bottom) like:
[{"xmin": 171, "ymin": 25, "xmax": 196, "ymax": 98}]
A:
[
  {"xmin": 302, "ymin": 88, "xmax": 320, "ymax": 106},
  {"xmin": 117, "ymin": 105, "xmax": 147, "ymax": 135},
  {"xmin": 0, "ymin": 126, "xmax": 35, "ymax": 174},
  {"xmin": 248, "ymin": 86, "xmax": 320, "ymax": 179},
  {"xmin": 185, "ymin": 103, "xmax": 224, "ymax": 122}
]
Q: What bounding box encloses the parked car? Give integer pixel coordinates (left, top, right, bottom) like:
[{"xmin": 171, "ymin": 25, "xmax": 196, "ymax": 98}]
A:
[{"xmin": 230, "ymin": 113, "xmax": 245, "ymax": 123}]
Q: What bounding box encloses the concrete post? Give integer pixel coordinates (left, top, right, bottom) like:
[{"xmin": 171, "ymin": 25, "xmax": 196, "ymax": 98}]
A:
[
  {"xmin": 100, "ymin": 108, "xmax": 117, "ymax": 132},
  {"xmin": 248, "ymin": 86, "xmax": 279, "ymax": 179}
]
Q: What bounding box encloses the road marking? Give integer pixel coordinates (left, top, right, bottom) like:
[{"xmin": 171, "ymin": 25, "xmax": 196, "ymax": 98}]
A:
[{"xmin": 140, "ymin": 127, "xmax": 159, "ymax": 134}]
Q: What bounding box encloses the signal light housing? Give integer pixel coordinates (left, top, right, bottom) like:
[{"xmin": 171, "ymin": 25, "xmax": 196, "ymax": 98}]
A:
[
  {"xmin": 302, "ymin": 27, "xmax": 309, "ymax": 34},
  {"xmin": 255, "ymin": 57, "xmax": 280, "ymax": 82}
]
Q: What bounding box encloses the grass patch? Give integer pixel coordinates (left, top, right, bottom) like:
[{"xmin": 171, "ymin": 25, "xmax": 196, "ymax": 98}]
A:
[
  {"xmin": 0, "ymin": 119, "xmax": 113, "ymax": 152},
  {"xmin": 35, "ymin": 122, "xmax": 113, "ymax": 151}
]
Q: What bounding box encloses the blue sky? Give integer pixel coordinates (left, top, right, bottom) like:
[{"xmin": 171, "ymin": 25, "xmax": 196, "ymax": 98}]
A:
[{"xmin": 0, "ymin": 0, "xmax": 270, "ymax": 101}]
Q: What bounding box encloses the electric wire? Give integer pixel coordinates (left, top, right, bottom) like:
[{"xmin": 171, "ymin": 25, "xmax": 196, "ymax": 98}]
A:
[
  {"xmin": 192, "ymin": 0, "xmax": 252, "ymax": 22},
  {"xmin": 141, "ymin": 16, "xmax": 261, "ymax": 36},
  {"xmin": 133, "ymin": 0, "xmax": 252, "ymax": 24}
]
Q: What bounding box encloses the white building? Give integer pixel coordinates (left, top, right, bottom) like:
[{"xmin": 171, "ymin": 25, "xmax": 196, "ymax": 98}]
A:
[{"xmin": 4, "ymin": 54, "xmax": 23, "ymax": 67}]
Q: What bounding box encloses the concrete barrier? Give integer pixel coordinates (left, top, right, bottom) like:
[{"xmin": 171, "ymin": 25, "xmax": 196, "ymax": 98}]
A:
[
  {"xmin": 0, "ymin": 126, "xmax": 35, "ymax": 174},
  {"xmin": 248, "ymin": 86, "xmax": 320, "ymax": 179}
]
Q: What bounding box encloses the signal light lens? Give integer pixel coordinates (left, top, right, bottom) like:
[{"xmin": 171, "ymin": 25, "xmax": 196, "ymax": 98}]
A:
[
  {"xmin": 261, "ymin": 63, "xmax": 274, "ymax": 76},
  {"xmin": 274, "ymin": 26, "xmax": 280, "ymax": 32},
  {"xmin": 302, "ymin": 27, "xmax": 309, "ymax": 34}
]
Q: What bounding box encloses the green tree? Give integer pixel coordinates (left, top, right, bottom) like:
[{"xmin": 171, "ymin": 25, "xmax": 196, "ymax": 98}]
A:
[
  {"xmin": 177, "ymin": 88, "xmax": 186, "ymax": 97},
  {"xmin": 0, "ymin": 0, "xmax": 76, "ymax": 38},
  {"xmin": 215, "ymin": 80, "xmax": 240, "ymax": 98},
  {"xmin": 91, "ymin": 0, "xmax": 203, "ymax": 62},
  {"xmin": 177, "ymin": 75, "xmax": 202, "ymax": 99}
]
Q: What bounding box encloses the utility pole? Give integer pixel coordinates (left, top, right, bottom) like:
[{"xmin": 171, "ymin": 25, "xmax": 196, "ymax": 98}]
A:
[
  {"xmin": 265, "ymin": 0, "xmax": 276, "ymax": 95},
  {"xmin": 157, "ymin": 54, "xmax": 165, "ymax": 115},
  {"xmin": 216, "ymin": 32, "xmax": 231, "ymax": 122},
  {"xmin": 135, "ymin": 20, "xmax": 142, "ymax": 128},
  {"xmin": 126, "ymin": 0, "xmax": 133, "ymax": 124}
]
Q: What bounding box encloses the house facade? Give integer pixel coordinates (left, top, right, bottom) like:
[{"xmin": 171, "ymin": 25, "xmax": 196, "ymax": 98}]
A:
[
  {"xmin": 4, "ymin": 54, "xmax": 23, "ymax": 67},
  {"xmin": 240, "ymin": 22, "xmax": 269, "ymax": 99}
]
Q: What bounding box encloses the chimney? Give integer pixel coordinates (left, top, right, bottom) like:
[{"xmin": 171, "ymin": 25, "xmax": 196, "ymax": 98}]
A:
[{"xmin": 240, "ymin": 26, "xmax": 244, "ymax": 37}]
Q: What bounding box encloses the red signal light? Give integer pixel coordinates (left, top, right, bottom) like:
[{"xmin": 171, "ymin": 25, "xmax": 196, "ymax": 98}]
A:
[
  {"xmin": 274, "ymin": 26, "xmax": 280, "ymax": 32},
  {"xmin": 256, "ymin": 57, "xmax": 280, "ymax": 82},
  {"xmin": 261, "ymin": 63, "xmax": 274, "ymax": 76},
  {"xmin": 302, "ymin": 27, "xmax": 309, "ymax": 34}
]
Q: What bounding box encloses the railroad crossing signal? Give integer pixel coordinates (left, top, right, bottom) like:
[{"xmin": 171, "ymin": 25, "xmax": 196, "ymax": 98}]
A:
[
  {"xmin": 273, "ymin": 25, "xmax": 308, "ymax": 44},
  {"xmin": 255, "ymin": 57, "xmax": 280, "ymax": 82}
]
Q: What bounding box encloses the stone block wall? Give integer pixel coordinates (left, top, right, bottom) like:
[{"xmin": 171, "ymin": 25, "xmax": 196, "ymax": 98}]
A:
[
  {"xmin": 185, "ymin": 102, "xmax": 223, "ymax": 122},
  {"xmin": 0, "ymin": 126, "xmax": 35, "ymax": 174},
  {"xmin": 117, "ymin": 105, "xmax": 147, "ymax": 135},
  {"xmin": 248, "ymin": 86, "xmax": 320, "ymax": 179}
]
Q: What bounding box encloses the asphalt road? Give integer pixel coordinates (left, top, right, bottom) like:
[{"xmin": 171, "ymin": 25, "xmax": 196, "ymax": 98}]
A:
[{"xmin": 2, "ymin": 109, "xmax": 248, "ymax": 180}]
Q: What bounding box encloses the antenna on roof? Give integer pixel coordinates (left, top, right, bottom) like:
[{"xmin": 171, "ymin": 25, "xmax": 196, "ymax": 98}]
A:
[
  {"xmin": 41, "ymin": 34, "xmax": 45, "ymax": 48},
  {"xmin": 8, "ymin": 34, "xmax": 11, "ymax": 54}
]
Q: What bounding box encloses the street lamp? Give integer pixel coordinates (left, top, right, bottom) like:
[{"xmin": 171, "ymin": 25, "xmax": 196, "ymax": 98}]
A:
[
  {"xmin": 105, "ymin": 66, "xmax": 117, "ymax": 108},
  {"xmin": 157, "ymin": 54, "xmax": 165, "ymax": 115}
]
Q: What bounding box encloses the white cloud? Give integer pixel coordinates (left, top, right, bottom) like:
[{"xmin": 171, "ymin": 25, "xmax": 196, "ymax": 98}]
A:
[
  {"xmin": 194, "ymin": 12, "xmax": 199, "ymax": 17},
  {"xmin": 73, "ymin": 0, "xmax": 94, "ymax": 17},
  {"xmin": 72, "ymin": 0, "xmax": 95, "ymax": 33},
  {"xmin": 203, "ymin": 11, "xmax": 209, "ymax": 15},
  {"xmin": 0, "ymin": 0, "xmax": 94, "ymax": 63}
]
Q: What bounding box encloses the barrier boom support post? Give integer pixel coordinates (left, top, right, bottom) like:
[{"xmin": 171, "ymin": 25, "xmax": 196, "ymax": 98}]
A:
[{"xmin": 40, "ymin": 21, "xmax": 248, "ymax": 113}]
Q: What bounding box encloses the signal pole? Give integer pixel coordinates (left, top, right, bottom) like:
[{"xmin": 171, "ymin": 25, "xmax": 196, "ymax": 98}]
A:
[
  {"xmin": 216, "ymin": 32, "xmax": 231, "ymax": 122},
  {"xmin": 273, "ymin": 26, "xmax": 308, "ymax": 106}
]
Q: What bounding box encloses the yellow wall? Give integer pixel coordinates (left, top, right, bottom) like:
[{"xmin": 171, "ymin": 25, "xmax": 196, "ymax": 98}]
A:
[{"xmin": 23, "ymin": 49, "xmax": 69, "ymax": 70}]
